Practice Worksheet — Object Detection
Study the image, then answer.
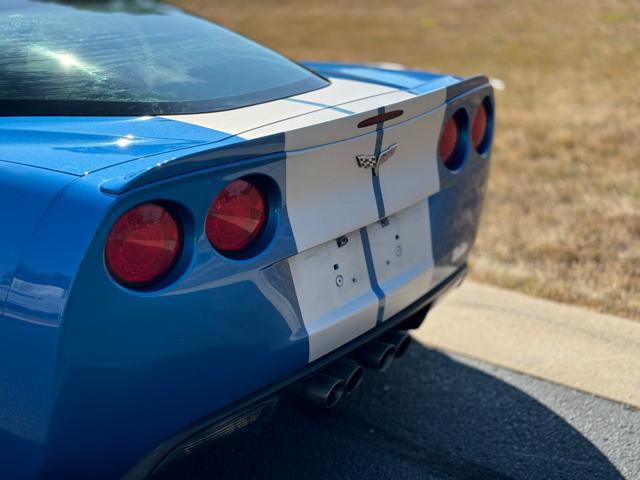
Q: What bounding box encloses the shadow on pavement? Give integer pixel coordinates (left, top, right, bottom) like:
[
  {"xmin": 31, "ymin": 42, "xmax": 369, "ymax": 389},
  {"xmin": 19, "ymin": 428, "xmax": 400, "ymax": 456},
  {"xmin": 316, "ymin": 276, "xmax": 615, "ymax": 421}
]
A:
[{"xmin": 157, "ymin": 345, "xmax": 622, "ymax": 480}]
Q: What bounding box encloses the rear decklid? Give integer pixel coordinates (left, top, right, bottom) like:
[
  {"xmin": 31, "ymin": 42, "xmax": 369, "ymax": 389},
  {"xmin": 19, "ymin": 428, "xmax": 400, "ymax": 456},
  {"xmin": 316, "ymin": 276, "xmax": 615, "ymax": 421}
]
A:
[
  {"xmin": 96, "ymin": 68, "xmax": 484, "ymax": 199},
  {"xmin": 0, "ymin": 65, "xmax": 458, "ymax": 176},
  {"xmin": 136, "ymin": 70, "xmax": 488, "ymax": 362},
  {"xmin": 86, "ymin": 71, "xmax": 492, "ymax": 364}
]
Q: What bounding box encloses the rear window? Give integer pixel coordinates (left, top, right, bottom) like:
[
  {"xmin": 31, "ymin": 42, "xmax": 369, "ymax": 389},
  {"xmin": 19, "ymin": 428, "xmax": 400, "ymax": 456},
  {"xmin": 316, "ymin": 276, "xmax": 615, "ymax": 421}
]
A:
[{"xmin": 0, "ymin": 0, "xmax": 328, "ymax": 116}]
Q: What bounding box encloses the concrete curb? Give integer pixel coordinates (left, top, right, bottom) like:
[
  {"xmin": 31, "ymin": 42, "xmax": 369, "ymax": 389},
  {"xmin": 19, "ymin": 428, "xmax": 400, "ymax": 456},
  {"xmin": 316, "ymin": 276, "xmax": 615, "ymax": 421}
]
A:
[{"xmin": 412, "ymin": 281, "xmax": 640, "ymax": 409}]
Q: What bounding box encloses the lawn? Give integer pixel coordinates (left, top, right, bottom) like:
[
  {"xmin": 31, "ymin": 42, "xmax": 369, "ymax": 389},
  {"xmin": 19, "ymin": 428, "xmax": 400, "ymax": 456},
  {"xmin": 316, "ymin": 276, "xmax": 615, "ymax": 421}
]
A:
[{"xmin": 175, "ymin": 0, "xmax": 640, "ymax": 319}]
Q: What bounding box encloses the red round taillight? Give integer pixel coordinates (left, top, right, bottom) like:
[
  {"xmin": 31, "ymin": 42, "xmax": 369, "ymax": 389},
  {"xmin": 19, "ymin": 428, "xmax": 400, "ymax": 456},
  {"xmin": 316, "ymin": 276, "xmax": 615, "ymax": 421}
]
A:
[
  {"xmin": 206, "ymin": 179, "xmax": 267, "ymax": 254},
  {"xmin": 105, "ymin": 203, "xmax": 182, "ymax": 287},
  {"xmin": 472, "ymin": 103, "xmax": 488, "ymax": 151},
  {"xmin": 439, "ymin": 115, "xmax": 459, "ymax": 167}
]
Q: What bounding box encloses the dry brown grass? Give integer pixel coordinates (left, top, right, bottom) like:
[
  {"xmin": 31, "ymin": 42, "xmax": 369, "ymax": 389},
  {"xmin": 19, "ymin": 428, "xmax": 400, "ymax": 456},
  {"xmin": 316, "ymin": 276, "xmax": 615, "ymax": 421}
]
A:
[{"xmin": 174, "ymin": 0, "xmax": 640, "ymax": 319}]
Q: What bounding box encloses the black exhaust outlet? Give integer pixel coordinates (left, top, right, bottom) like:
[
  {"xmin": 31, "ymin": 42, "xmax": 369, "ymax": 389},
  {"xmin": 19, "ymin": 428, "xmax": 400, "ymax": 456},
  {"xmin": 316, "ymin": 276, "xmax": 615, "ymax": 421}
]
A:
[
  {"xmin": 300, "ymin": 373, "xmax": 345, "ymax": 408},
  {"xmin": 326, "ymin": 358, "xmax": 364, "ymax": 395},
  {"xmin": 380, "ymin": 330, "xmax": 412, "ymax": 358},
  {"xmin": 352, "ymin": 340, "xmax": 396, "ymax": 372}
]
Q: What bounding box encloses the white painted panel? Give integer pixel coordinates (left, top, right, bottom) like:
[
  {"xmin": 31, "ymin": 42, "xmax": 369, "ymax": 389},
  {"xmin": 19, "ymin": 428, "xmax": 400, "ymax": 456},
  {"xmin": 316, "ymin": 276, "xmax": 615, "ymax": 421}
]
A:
[
  {"xmin": 161, "ymin": 79, "xmax": 397, "ymax": 137},
  {"xmin": 161, "ymin": 100, "xmax": 317, "ymax": 136},
  {"xmin": 339, "ymin": 86, "xmax": 445, "ymax": 132},
  {"xmin": 377, "ymin": 107, "xmax": 445, "ymax": 217},
  {"xmin": 380, "ymin": 86, "xmax": 446, "ymax": 128},
  {"xmin": 239, "ymin": 90, "xmax": 420, "ymax": 149},
  {"xmin": 289, "ymin": 200, "xmax": 437, "ymax": 362},
  {"xmin": 367, "ymin": 199, "xmax": 435, "ymax": 320},
  {"xmin": 286, "ymin": 133, "xmax": 380, "ymax": 252},
  {"xmin": 289, "ymin": 230, "xmax": 379, "ymax": 362},
  {"xmin": 273, "ymin": 88, "xmax": 446, "ymax": 151},
  {"xmin": 279, "ymin": 91, "xmax": 416, "ymax": 147},
  {"xmin": 164, "ymin": 78, "xmax": 446, "ymax": 158},
  {"xmin": 293, "ymin": 78, "xmax": 398, "ymax": 104},
  {"xmin": 241, "ymin": 108, "xmax": 346, "ymax": 142},
  {"xmin": 343, "ymin": 90, "xmax": 416, "ymax": 114}
]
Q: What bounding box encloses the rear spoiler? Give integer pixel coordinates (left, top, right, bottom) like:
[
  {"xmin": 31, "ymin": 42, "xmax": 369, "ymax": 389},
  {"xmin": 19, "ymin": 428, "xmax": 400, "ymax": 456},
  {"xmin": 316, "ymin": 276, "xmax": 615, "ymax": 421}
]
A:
[{"xmin": 99, "ymin": 74, "xmax": 490, "ymax": 195}]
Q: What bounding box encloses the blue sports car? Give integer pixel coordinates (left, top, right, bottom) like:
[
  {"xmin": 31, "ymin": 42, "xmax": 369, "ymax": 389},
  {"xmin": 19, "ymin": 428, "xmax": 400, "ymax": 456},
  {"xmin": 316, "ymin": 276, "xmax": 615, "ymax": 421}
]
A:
[{"xmin": 0, "ymin": 1, "xmax": 493, "ymax": 478}]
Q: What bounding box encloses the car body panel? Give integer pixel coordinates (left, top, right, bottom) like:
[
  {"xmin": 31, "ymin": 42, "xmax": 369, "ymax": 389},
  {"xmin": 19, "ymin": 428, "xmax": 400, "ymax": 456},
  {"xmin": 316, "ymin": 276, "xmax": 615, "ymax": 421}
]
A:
[
  {"xmin": 0, "ymin": 76, "xmax": 411, "ymax": 176},
  {"xmin": 302, "ymin": 61, "xmax": 460, "ymax": 91},
  {"xmin": 0, "ymin": 164, "xmax": 76, "ymax": 479},
  {"xmin": 0, "ymin": 56, "xmax": 492, "ymax": 478},
  {"xmin": 0, "ymin": 65, "xmax": 459, "ymax": 178},
  {"xmin": 0, "ymin": 116, "xmax": 229, "ymax": 175}
]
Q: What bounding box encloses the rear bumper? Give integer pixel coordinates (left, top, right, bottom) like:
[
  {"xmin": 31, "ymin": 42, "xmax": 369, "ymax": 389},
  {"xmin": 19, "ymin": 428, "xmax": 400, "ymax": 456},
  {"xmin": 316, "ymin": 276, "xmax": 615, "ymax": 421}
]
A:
[{"xmin": 125, "ymin": 264, "xmax": 467, "ymax": 479}]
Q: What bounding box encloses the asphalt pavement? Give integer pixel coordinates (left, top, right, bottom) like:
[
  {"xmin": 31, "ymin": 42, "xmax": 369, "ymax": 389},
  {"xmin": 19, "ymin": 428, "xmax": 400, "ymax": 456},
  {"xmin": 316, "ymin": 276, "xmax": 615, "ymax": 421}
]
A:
[
  {"xmin": 157, "ymin": 344, "xmax": 640, "ymax": 480},
  {"xmin": 417, "ymin": 282, "xmax": 640, "ymax": 408}
]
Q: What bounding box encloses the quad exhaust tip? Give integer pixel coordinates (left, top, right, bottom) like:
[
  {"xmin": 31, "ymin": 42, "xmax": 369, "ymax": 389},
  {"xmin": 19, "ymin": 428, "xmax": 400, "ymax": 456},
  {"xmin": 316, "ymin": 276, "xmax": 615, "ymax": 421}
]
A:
[
  {"xmin": 381, "ymin": 330, "xmax": 412, "ymax": 358},
  {"xmin": 300, "ymin": 373, "xmax": 346, "ymax": 409},
  {"xmin": 352, "ymin": 340, "xmax": 396, "ymax": 372},
  {"xmin": 326, "ymin": 358, "xmax": 364, "ymax": 395},
  {"xmin": 296, "ymin": 330, "xmax": 412, "ymax": 408}
]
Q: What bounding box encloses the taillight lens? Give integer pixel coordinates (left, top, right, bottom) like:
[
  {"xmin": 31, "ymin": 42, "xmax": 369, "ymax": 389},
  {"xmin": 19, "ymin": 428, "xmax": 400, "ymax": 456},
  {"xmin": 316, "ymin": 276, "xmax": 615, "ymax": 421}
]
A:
[
  {"xmin": 472, "ymin": 103, "xmax": 488, "ymax": 151},
  {"xmin": 105, "ymin": 203, "xmax": 181, "ymax": 287},
  {"xmin": 438, "ymin": 115, "xmax": 459, "ymax": 167},
  {"xmin": 206, "ymin": 179, "xmax": 267, "ymax": 254}
]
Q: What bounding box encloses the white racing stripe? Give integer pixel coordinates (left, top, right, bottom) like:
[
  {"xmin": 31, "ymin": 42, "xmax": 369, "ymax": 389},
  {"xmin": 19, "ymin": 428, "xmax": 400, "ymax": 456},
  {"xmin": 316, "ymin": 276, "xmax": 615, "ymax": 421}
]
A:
[
  {"xmin": 292, "ymin": 78, "xmax": 397, "ymax": 105},
  {"xmin": 285, "ymin": 105, "xmax": 444, "ymax": 252},
  {"xmin": 288, "ymin": 229, "xmax": 379, "ymax": 362},
  {"xmin": 161, "ymin": 78, "xmax": 398, "ymax": 138},
  {"xmin": 286, "ymin": 130, "xmax": 380, "ymax": 252},
  {"xmin": 282, "ymin": 87, "xmax": 447, "ymax": 361},
  {"xmin": 366, "ymin": 199, "xmax": 434, "ymax": 320},
  {"xmin": 377, "ymin": 106, "xmax": 444, "ymax": 216},
  {"xmin": 289, "ymin": 199, "xmax": 436, "ymax": 361},
  {"xmin": 160, "ymin": 99, "xmax": 316, "ymax": 137},
  {"xmin": 165, "ymin": 74, "xmax": 450, "ymax": 363},
  {"xmin": 241, "ymin": 107, "xmax": 347, "ymax": 142},
  {"xmin": 243, "ymin": 86, "xmax": 446, "ymax": 150}
]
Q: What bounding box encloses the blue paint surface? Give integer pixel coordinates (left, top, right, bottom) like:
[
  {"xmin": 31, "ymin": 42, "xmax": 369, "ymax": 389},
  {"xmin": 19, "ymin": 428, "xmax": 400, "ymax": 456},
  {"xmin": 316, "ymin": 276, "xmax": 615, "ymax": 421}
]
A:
[
  {"xmin": 371, "ymin": 107, "xmax": 387, "ymax": 220},
  {"xmin": 429, "ymin": 83, "xmax": 494, "ymax": 270},
  {"xmin": 359, "ymin": 228, "xmax": 386, "ymax": 325},
  {"xmin": 304, "ymin": 61, "xmax": 458, "ymax": 92},
  {"xmin": 285, "ymin": 98, "xmax": 354, "ymax": 115},
  {"xmin": 429, "ymin": 158, "xmax": 490, "ymax": 269},
  {"xmin": 0, "ymin": 138, "xmax": 309, "ymax": 478},
  {"xmin": 0, "ymin": 116, "xmax": 233, "ymax": 175},
  {"xmin": 99, "ymin": 133, "xmax": 285, "ymax": 194},
  {"xmin": 0, "ymin": 163, "xmax": 75, "ymax": 479}
]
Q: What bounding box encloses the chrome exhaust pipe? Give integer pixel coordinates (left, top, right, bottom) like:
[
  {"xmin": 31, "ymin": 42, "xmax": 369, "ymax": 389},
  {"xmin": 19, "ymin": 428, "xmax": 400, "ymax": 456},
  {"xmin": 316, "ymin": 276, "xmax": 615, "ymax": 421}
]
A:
[
  {"xmin": 326, "ymin": 358, "xmax": 364, "ymax": 395},
  {"xmin": 352, "ymin": 340, "xmax": 396, "ymax": 372},
  {"xmin": 381, "ymin": 330, "xmax": 412, "ymax": 358},
  {"xmin": 300, "ymin": 373, "xmax": 346, "ymax": 408}
]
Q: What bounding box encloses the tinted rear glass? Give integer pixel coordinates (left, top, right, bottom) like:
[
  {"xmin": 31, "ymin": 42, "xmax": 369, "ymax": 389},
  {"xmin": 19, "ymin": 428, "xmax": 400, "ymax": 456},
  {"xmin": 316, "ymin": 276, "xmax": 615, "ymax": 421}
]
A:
[{"xmin": 0, "ymin": 0, "xmax": 328, "ymax": 116}]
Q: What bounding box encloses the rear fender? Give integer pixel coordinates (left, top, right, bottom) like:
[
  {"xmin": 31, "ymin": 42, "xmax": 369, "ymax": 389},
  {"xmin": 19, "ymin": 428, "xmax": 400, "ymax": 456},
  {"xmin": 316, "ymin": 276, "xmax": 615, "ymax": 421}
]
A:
[
  {"xmin": 37, "ymin": 153, "xmax": 304, "ymax": 478},
  {"xmin": 0, "ymin": 163, "xmax": 76, "ymax": 478}
]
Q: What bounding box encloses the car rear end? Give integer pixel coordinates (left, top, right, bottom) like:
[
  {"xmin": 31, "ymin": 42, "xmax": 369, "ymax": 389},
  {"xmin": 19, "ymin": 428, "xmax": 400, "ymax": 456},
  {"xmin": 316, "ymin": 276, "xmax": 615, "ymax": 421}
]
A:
[
  {"xmin": 0, "ymin": 3, "xmax": 493, "ymax": 479},
  {"xmin": 33, "ymin": 74, "xmax": 490, "ymax": 479}
]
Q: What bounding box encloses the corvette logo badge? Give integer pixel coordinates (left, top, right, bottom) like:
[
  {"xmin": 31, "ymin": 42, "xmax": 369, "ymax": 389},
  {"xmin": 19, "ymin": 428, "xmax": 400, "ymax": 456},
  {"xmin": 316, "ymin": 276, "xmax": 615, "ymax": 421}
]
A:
[{"xmin": 356, "ymin": 143, "xmax": 398, "ymax": 176}]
